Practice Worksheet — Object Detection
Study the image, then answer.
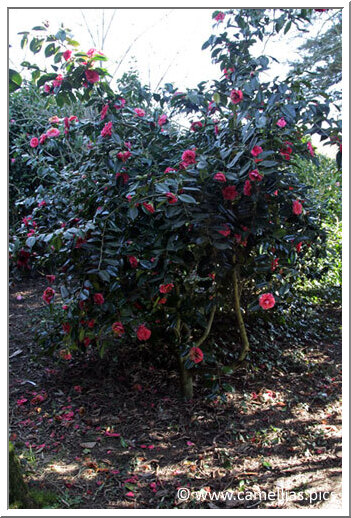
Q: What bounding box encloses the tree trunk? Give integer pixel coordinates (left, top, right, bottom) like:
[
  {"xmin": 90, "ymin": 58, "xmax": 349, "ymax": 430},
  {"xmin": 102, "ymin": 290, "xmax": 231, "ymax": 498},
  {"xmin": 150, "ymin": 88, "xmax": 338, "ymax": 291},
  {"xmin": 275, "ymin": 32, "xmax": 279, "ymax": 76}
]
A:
[
  {"xmin": 178, "ymin": 356, "xmax": 193, "ymax": 399},
  {"xmin": 233, "ymin": 264, "xmax": 250, "ymax": 362},
  {"xmin": 9, "ymin": 442, "xmax": 33, "ymax": 508}
]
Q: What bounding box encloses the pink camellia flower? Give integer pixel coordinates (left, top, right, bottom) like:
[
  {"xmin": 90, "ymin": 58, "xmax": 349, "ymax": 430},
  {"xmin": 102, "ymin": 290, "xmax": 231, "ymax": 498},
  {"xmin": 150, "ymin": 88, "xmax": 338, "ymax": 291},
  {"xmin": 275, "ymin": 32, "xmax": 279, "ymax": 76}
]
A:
[
  {"xmin": 243, "ymin": 179, "xmax": 252, "ymax": 196},
  {"xmin": 134, "ymin": 108, "xmax": 145, "ymax": 117},
  {"xmin": 17, "ymin": 398, "xmax": 28, "ymax": 406},
  {"xmin": 39, "ymin": 133, "xmax": 47, "ymax": 145},
  {"xmin": 189, "ymin": 346, "xmax": 204, "ymax": 363},
  {"xmin": 101, "ymin": 121, "xmax": 113, "ymax": 137},
  {"xmin": 190, "ymin": 121, "xmax": 203, "ymax": 131},
  {"xmin": 69, "ymin": 115, "xmax": 78, "ymax": 122},
  {"xmin": 181, "ymin": 149, "xmax": 197, "ymax": 165},
  {"xmin": 230, "ymin": 89, "xmax": 243, "ymax": 104},
  {"xmin": 115, "ymin": 172, "xmax": 129, "ymax": 184},
  {"xmin": 222, "ymin": 185, "xmax": 238, "ymax": 201},
  {"xmin": 30, "ymin": 137, "xmax": 39, "ymax": 148},
  {"xmin": 143, "ymin": 202, "xmax": 155, "ymax": 214},
  {"xmin": 128, "ymin": 256, "xmax": 138, "ymax": 268},
  {"xmin": 114, "ymin": 98, "xmax": 126, "ymax": 110},
  {"xmin": 93, "ymin": 293, "xmax": 104, "ymax": 305},
  {"xmin": 38, "ymin": 200, "xmax": 46, "ymax": 207},
  {"xmin": 214, "ymin": 11, "xmax": 225, "ymax": 22},
  {"xmin": 137, "ymin": 324, "xmax": 151, "ymax": 341},
  {"xmin": 52, "ymin": 74, "xmax": 63, "ymax": 88},
  {"xmin": 166, "ymin": 192, "xmax": 178, "ymax": 204},
  {"xmin": 46, "ymin": 275, "xmax": 55, "ymax": 283},
  {"xmin": 214, "ymin": 172, "xmax": 226, "ymax": 182},
  {"xmin": 11, "ymin": 158, "xmax": 16, "ymax": 164},
  {"xmin": 214, "ymin": 124, "xmax": 219, "ymax": 135},
  {"xmin": 49, "ymin": 116, "xmax": 60, "ymax": 124},
  {"xmin": 218, "ymin": 224, "xmax": 231, "ymax": 237},
  {"xmin": 46, "ymin": 127, "xmax": 60, "ymax": 138},
  {"xmin": 100, "ymin": 104, "xmax": 109, "ymax": 120},
  {"xmin": 112, "ymin": 321, "xmax": 125, "ymax": 337},
  {"xmin": 158, "ymin": 114, "xmax": 167, "ymax": 126},
  {"xmin": 44, "ymin": 83, "xmax": 51, "ymax": 93},
  {"xmin": 251, "ymin": 145, "xmax": 263, "ymax": 157},
  {"xmin": 126, "ymin": 491, "xmax": 135, "ymax": 498},
  {"xmin": 292, "ymin": 200, "xmax": 303, "ymax": 215},
  {"xmin": 159, "ymin": 283, "xmax": 174, "ymax": 294},
  {"xmin": 307, "ymin": 141, "xmax": 315, "ymax": 157},
  {"xmin": 117, "ymin": 150, "xmax": 131, "ymax": 162},
  {"xmin": 85, "ymin": 69, "xmax": 100, "ymax": 83},
  {"xmin": 42, "ymin": 287, "xmax": 55, "ymax": 304},
  {"xmin": 63, "ymin": 49, "xmax": 72, "ymax": 61},
  {"xmin": 259, "ymin": 293, "xmax": 276, "ymax": 310},
  {"xmin": 249, "ymin": 169, "xmax": 263, "ymax": 182},
  {"xmin": 276, "ymin": 118, "xmax": 287, "ymax": 128},
  {"xmin": 62, "ymin": 305, "xmax": 68, "ymax": 310},
  {"xmin": 124, "ymin": 141, "xmax": 132, "ymax": 150},
  {"xmin": 62, "ymin": 323, "xmax": 71, "ymax": 334},
  {"xmin": 164, "ymin": 167, "xmax": 177, "ymax": 174}
]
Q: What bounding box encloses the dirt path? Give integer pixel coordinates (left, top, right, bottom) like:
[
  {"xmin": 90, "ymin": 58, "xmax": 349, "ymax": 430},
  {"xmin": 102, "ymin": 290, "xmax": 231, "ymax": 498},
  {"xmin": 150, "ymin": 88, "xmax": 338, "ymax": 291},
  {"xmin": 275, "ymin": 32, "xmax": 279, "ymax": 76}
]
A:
[{"xmin": 9, "ymin": 278, "xmax": 342, "ymax": 509}]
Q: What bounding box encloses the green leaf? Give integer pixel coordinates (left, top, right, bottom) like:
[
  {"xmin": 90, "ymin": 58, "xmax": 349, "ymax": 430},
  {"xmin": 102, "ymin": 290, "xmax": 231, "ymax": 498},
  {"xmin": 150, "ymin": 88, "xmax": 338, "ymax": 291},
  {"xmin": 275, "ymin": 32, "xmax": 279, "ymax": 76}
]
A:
[
  {"xmin": 25, "ymin": 236, "xmax": 36, "ymax": 248},
  {"xmin": 179, "ymin": 194, "xmax": 197, "ymax": 204},
  {"xmin": 45, "ymin": 43, "xmax": 57, "ymax": 57},
  {"xmin": 9, "ymin": 69, "xmax": 22, "ymax": 92},
  {"xmin": 29, "ymin": 37, "xmax": 44, "ymax": 54},
  {"xmin": 127, "ymin": 206, "xmax": 138, "ymax": 220},
  {"xmin": 37, "ymin": 73, "xmax": 57, "ymax": 88},
  {"xmin": 32, "ymin": 26, "xmax": 47, "ymax": 31},
  {"xmin": 98, "ymin": 270, "xmax": 110, "ymax": 282}
]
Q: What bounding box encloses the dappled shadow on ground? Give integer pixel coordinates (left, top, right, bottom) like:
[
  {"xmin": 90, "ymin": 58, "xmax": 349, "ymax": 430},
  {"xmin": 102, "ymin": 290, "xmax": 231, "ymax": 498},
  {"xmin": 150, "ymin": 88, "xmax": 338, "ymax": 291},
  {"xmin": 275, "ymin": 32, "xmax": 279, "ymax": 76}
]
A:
[{"xmin": 9, "ymin": 278, "xmax": 342, "ymax": 509}]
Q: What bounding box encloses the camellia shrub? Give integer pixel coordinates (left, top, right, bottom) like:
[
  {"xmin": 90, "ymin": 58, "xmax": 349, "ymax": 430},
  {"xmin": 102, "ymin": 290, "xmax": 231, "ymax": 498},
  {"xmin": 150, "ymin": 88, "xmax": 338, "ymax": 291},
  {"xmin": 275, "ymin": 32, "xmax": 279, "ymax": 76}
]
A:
[{"xmin": 10, "ymin": 9, "xmax": 341, "ymax": 397}]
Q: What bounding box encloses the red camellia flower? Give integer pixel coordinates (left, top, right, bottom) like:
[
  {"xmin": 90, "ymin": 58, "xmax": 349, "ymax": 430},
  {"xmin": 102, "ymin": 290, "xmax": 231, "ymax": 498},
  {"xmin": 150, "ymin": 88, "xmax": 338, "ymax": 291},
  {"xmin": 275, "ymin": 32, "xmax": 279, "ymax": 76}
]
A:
[
  {"xmin": 190, "ymin": 121, "xmax": 203, "ymax": 131},
  {"xmin": 158, "ymin": 114, "xmax": 167, "ymax": 126},
  {"xmin": 295, "ymin": 242, "xmax": 303, "ymax": 253},
  {"xmin": 93, "ymin": 293, "xmax": 104, "ymax": 305},
  {"xmin": 62, "ymin": 323, "xmax": 71, "ymax": 334},
  {"xmin": 134, "ymin": 108, "xmax": 145, "ymax": 117},
  {"xmin": 292, "ymin": 200, "xmax": 303, "ymax": 215},
  {"xmin": 85, "ymin": 69, "xmax": 100, "ymax": 83},
  {"xmin": 248, "ymin": 169, "xmax": 263, "ymax": 182},
  {"xmin": 307, "ymin": 141, "xmax": 315, "ymax": 157},
  {"xmin": 117, "ymin": 150, "xmax": 131, "ymax": 162},
  {"xmin": 17, "ymin": 249, "xmax": 31, "ymax": 269},
  {"xmin": 52, "ymin": 74, "xmax": 63, "ymax": 88},
  {"xmin": 112, "ymin": 322, "xmax": 125, "ymax": 337},
  {"xmin": 101, "ymin": 121, "xmax": 113, "ymax": 137},
  {"xmin": 243, "ymin": 179, "xmax": 252, "ymax": 196},
  {"xmin": 44, "ymin": 83, "xmax": 51, "ymax": 93},
  {"xmin": 63, "ymin": 49, "xmax": 72, "ymax": 61},
  {"xmin": 251, "ymin": 145, "xmax": 263, "ymax": 157},
  {"xmin": 230, "ymin": 89, "xmax": 243, "ymax": 104},
  {"xmin": 87, "ymin": 319, "xmax": 95, "ymax": 328},
  {"xmin": 42, "ymin": 287, "xmax": 55, "ymax": 304},
  {"xmin": 114, "ymin": 98, "xmax": 126, "ymax": 110},
  {"xmin": 222, "ymin": 185, "xmax": 238, "ymax": 201},
  {"xmin": 214, "ymin": 11, "xmax": 225, "ymax": 22},
  {"xmin": 100, "ymin": 104, "xmax": 109, "ymax": 120},
  {"xmin": 166, "ymin": 192, "xmax": 178, "ymax": 204},
  {"xmin": 181, "ymin": 149, "xmax": 196, "ymax": 165},
  {"xmin": 69, "ymin": 115, "xmax": 78, "ymax": 122},
  {"xmin": 39, "ymin": 133, "xmax": 47, "ymax": 145},
  {"xmin": 271, "ymin": 258, "xmax": 279, "ymax": 271},
  {"xmin": 30, "ymin": 137, "xmax": 39, "ymax": 148},
  {"xmin": 143, "ymin": 202, "xmax": 155, "ymax": 214},
  {"xmin": 159, "ymin": 283, "xmax": 174, "ymax": 294},
  {"xmin": 137, "ymin": 324, "xmax": 151, "ymax": 341},
  {"xmin": 218, "ymin": 224, "xmax": 231, "ymax": 237},
  {"xmin": 189, "ymin": 346, "xmax": 204, "ymax": 363},
  {"xmin": 259, "ymin": 293, "xmax": 276, "ymax": 310},
  {"xmin": 46, "ymin": 127, "xmax": 60, "ymax": 138},
  {"xmin": 164, "ymin": 167, "xmax": 177, "ymax": 174},
  {"xmin": 158, "ymin": 298, "xmax": 167, "ymax": 304},
  {"xmin": 46, "ymin": 275, "xmax": 55, "ymax": 283},
  {"xmin": 128, "ymin": 256, "xmax": 138, "ymax": 268},
  {"xmin": 213, "ymin": 172, "xmax": 226, "ymax": 182}
]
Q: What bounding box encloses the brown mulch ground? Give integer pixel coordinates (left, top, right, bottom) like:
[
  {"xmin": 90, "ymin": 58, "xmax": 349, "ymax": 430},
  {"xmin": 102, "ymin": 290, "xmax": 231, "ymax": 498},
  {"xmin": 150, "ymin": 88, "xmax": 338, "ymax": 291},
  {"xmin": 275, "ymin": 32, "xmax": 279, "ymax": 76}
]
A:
[{"xmin": 9, "ymin": 277, "xmax": 342, "ymax": 509}]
